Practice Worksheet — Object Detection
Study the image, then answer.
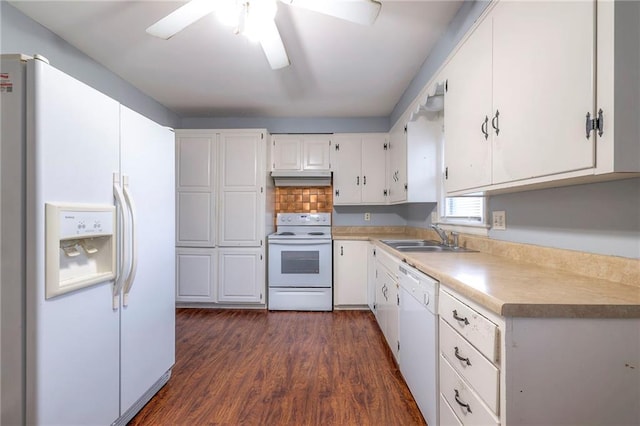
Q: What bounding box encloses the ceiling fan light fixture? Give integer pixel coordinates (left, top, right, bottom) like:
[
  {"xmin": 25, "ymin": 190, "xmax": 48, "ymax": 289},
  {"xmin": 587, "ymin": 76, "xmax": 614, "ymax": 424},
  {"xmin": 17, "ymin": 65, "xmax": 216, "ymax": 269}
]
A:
[
  {"xmin": 147, "ymin": 0, "xmax": 380, "ymax": 70},
  {"xmin": 243, "ymin": 0, "xmax": 278, "ymax": 42},
  {"xmin": 215, "ymin": 0, "xmax": 241, "ymax": 27}
]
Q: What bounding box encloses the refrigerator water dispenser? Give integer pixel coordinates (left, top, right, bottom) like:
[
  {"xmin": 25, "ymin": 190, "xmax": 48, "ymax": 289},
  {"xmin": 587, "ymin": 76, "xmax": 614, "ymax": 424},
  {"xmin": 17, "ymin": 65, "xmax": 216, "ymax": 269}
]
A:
[{"xmin": 45, "ymin": 203, "xmax": 116, "ymax": 299}]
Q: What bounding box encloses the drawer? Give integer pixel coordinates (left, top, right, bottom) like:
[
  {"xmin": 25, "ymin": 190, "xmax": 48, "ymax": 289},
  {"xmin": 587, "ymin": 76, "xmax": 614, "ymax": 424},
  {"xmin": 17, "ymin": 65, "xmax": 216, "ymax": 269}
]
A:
[
  {"xmin": 440, "ymin": 394, "xmax": 463, "ymax": 426},
  {"xmin": 439, "ymin": 289, "xmax": 499, "ymax": 362},
  {"xmin": 440, "ymin": 354, "xmax": 500, "ymax": 426},
  {"xmin": 440, "ymin": 318, "xmax": 500, "ymax": 414}
]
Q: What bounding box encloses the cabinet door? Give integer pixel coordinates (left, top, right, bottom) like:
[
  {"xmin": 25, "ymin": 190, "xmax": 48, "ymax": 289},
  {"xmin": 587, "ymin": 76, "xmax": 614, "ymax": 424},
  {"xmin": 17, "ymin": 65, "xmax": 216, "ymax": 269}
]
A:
[
  {"xmin": 333, "ymin": 241, "xmax": 369, "ymax": 306},
  {"xmin": 332, "ymin": 135, "xmax": 362, "ymax": 204},
  {"xmin": 406, "ymin": 114, "xmax": 440, "ymax": 203},
  {"xmin": 218, "ymin": 131, "xmax": 265, "ymax": 246},
  {"xmin": 218, "ymin": 248, "xmax": 264, "ymax": 303},
  {"xmin": 443, "ymin": 17, "xmax": 493, "ymax": 193},
  {"xmin": 361, "ymin": 134, "xmax": 388, "ymax": 204},
  {"xmin": 176, "ymin": 248, "xmax": 217, "ymax": 302},
  {"xmin": 388, "ymin": 125, "xmax": 407, "ymax": 203},
  {"xmin": 176, "ymin": 134, "xmax": 216, "ymax": 246},
  {"xmin": 272, "ymin": 135, "xmax": 301, "ymax": 170},
  {"xmin": 491, "ymin": 1, "xmax": 595, "ymax": 183},
  {"xmin": 302, "ymin": 135, "xmax": 331, "ymax": 170},
  {"xmin": 374, "ymin": 263, "xmax": 386, "ymax": 325},
  {"xmin": 388, "ymin": 281, "xmax": 400, "ymax": 361},
  {"xmin": 367, "ymin": 245, "xmax": 377, "ymax": 311}
]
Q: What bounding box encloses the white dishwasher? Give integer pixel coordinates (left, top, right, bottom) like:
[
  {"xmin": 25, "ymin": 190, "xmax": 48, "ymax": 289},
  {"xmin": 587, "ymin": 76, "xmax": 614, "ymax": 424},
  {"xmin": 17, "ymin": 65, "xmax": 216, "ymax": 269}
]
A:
[{"xmin": 398, "ymin": 261, "xmax": 439, "ymax": 426}]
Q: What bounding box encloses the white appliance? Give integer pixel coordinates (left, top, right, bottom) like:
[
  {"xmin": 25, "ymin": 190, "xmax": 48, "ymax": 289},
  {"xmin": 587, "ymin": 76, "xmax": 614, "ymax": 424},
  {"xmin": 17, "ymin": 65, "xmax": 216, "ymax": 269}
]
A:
[
  {"xmin": 398, "ymin": 262, "xmax": 439, "ymax": 426},
  {"xmin": 1, "ymin": 54, "xmax": 175, "ymax": 425},
  {"xmin": 268, "ymin": 212, "xmax": 332, "ymax": 311}
]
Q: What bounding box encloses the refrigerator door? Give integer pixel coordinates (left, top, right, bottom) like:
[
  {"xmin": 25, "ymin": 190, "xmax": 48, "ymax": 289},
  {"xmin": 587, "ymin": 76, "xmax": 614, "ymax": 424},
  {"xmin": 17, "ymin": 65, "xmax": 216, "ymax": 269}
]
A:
[
  {"xmin": 119, "ymin": 105, "xmax": 175, "ymax": 416},
  {"xmin": 26, "ymin": 58, "xmax": 121, "ymax": 425}
]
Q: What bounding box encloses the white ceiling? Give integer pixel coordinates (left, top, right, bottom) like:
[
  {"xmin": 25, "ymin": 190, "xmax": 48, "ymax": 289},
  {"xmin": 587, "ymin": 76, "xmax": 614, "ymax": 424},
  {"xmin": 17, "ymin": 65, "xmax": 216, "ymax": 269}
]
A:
[{"xmin": 10, "ymin": 0, "xmax": 463, "ymax": 118}]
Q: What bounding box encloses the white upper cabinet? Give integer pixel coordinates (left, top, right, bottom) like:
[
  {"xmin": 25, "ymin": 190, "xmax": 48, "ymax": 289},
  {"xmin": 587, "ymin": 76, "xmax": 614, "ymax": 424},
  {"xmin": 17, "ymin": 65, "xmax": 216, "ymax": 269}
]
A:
[
  {"xmin": 387, "ymin": 124, "xmax": 407, "ymax": 203},
  {"xmin": 271, "ymin": 134, "xmax": 331, "ymax": 171},
  {"xmin": 443, "ymin": 16, "xmax": 493, "ymax": 193},
  {"xmin": 271, "ymin": 136, "xmax": 301, "ymax": 170},
  {"xmin": 490, "ymin": 1, "xmax": 595, "ymax": 184},
  {"xmin": 175, "ymin": 131, "xmax": 216, "ymax": 247},
  {"xmin": 218, "ymin": 130, "xmax": 266, "ymax": 246},
  {"xmin": 441, "ymin": 0, "xmax": 638, "ymax": 195},
  {"xmin": 389, "ymin": 115, "xmax": 440, "ymax": 204},
  {"xmin": 332, "ymin": 133, "xmax": 387, "ymax": 205}
]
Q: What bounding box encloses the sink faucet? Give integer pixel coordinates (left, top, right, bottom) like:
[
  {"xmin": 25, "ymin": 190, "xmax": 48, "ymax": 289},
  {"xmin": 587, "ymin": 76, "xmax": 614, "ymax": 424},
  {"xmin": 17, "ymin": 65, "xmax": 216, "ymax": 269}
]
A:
[{"xmin": 430, "ymin": 224, "xmax": 448, "ymax": 246}]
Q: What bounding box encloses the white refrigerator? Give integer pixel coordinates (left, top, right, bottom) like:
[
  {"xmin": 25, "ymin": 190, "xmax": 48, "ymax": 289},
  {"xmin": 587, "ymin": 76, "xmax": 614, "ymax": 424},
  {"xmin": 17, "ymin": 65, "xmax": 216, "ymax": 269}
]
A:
[{"xmin": 1, "ymin": 54, "xmax": 175, "ymax": 425}]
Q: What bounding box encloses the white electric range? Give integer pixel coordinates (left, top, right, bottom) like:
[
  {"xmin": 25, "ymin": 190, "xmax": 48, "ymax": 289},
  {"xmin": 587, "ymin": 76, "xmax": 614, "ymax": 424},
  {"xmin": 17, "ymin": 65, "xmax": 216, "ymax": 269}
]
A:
[{"xmin": 267, "ymin": 212, "xmax": 332, "ymax": 311}]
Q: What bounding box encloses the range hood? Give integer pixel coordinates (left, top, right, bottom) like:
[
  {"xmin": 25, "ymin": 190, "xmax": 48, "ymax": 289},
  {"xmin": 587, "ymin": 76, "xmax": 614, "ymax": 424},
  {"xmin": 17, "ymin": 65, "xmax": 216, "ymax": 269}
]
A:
[{"xmin": 271, "ymin": 170, "xmax": 332, "ymax": 187}]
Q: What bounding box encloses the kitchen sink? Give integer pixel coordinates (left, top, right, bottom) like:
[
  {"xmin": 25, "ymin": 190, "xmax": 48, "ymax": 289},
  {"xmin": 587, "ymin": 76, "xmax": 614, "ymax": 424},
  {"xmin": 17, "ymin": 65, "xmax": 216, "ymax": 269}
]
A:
[
  {"xmin": 380, "ymin": 239, "xmax": 477, "ymax": 253},
  {"xmin": 381, "ymin": 239, "xmax": 442, "ymax": 248}
]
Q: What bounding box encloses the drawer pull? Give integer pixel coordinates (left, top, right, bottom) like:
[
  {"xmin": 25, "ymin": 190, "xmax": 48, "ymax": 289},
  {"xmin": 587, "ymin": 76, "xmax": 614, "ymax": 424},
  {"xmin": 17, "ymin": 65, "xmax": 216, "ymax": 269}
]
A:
[
  {"xmin": 454, "ymin": 389, "xmax": 472, "ymax": 413},
  {"xmin": 452, "ymin": 309, "xmax": 469, "ymax": 325},
  {"xmin": 454, "ymin": 346, "xmax": 472, "ymax": 366}
]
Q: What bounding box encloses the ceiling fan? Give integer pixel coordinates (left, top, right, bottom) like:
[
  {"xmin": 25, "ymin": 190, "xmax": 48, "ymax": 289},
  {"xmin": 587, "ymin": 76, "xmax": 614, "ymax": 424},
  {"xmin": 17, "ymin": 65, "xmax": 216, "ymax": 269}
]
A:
[{"xmin": 146, "ymin": 0, "xmax": 382, "ymax": 70}]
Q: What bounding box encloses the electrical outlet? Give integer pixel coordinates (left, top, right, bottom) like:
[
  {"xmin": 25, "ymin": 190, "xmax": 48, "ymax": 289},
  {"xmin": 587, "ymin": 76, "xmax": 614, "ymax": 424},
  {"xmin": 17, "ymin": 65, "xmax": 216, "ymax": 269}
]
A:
[
  {"xmin": 364, "ymin": 212, "xmax": 371, "ymax": 221},
  {"xmin": 492, "ymin": 210, "xmax": 506, "ymax": 230}
]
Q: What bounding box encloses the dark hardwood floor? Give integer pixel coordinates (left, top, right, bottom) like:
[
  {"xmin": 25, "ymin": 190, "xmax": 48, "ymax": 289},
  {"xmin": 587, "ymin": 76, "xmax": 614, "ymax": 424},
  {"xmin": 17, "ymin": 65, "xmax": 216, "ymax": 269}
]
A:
[{"xmin": 129, "ymin": 308, "xmax": 426, "ymax": 425}]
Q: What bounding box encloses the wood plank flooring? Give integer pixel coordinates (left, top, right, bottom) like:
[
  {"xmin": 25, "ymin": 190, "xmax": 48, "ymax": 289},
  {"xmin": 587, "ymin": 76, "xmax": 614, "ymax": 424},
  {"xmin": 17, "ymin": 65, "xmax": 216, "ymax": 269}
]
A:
[{"xmin": 129, "ymin": 309, "xmax": 426, "ymax": 425}]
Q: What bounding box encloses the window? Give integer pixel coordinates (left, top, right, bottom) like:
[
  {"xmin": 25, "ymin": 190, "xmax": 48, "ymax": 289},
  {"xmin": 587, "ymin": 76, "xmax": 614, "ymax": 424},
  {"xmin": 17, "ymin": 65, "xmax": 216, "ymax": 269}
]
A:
[{"xmin": 442, "ymin": 196, "xmax": 485, "ymax": 224}]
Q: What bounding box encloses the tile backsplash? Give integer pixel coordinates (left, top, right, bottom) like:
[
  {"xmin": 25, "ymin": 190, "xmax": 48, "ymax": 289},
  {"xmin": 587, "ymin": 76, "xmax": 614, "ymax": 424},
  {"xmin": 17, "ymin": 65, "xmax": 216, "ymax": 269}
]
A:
[{"xmin": 275, "ymin": 186, "xmax": 333, "ymax": 214}]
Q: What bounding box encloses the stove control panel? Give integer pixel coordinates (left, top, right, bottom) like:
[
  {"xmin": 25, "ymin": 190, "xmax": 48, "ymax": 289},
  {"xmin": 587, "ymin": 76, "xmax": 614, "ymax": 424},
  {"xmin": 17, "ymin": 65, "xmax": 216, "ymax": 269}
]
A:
[{"xmin": 276, "ymin": 212, "xmax": 331, "ymax": 226}]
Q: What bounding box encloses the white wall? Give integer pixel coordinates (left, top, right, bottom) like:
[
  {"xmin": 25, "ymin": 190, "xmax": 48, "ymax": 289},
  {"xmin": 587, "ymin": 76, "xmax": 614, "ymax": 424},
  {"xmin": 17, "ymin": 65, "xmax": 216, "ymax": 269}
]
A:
[
  {"xmin": 488, "ymin": 178, "xmax": 640, "ymax": 259},
  {"xmin": 181, "ymin": 116, "xmax": 389, "ymax": 133}
]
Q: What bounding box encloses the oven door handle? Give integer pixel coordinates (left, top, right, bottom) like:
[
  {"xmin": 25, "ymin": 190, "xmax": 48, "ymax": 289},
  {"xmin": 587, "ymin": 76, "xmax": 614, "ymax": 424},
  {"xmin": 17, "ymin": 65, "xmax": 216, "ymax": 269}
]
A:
[{"xmin": 268, "ymin": 240, "xmax": 332, "ymax": 246}]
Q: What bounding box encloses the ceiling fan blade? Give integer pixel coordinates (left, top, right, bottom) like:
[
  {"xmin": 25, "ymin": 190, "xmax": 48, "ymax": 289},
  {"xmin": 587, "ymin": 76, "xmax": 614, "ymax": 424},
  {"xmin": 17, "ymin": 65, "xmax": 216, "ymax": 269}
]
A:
[
  {"xmin": 281, "ymin": 0, "xmax": 382, "ymax": 25},
  {"xmin": 146, "ymin": 0, "xmax": 217, "ymax": 39},
  {"xmin": 259, "ymin": 20, "xmax": 290, "ymax": 70}
]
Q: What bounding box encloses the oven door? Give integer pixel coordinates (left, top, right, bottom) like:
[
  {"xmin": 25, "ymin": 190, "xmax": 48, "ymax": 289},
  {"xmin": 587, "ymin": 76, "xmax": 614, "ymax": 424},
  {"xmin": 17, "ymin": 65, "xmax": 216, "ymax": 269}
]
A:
[{"xmin": 268, "ymin": 239, "xmax": 332, "ymax": 287}]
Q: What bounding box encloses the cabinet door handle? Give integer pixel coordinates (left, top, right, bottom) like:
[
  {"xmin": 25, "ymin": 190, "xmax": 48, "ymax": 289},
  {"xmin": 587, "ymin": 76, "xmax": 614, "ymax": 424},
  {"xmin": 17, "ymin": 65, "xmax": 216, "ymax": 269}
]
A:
[
  {"xmin": 340, "ymin": 246, "xmax": 343, "ymax": 256},
  {"xmin": 481, "ymin": 116, "xmax": 489, "ymax": 140},
  {"xmin": 491, "ymin": 109, "xmax": 500, "ymax": 135},
  {"xmin": 363, "ymin": 176, "xmax": 366, "ymax": 185},
  {"xmin": 454, "ymin": 346, "xmax": 472, "ymax": 366},
  {"xmin": 452, "ymin": 309, "xmax": 470, "ymax": 325},
  {"xmin": 356, "ymin": 176, "xmax": 360, "ymax": 186},
  {"xmin": 454, "ymin": 389, "xmax": 472, "ymax": 413}
]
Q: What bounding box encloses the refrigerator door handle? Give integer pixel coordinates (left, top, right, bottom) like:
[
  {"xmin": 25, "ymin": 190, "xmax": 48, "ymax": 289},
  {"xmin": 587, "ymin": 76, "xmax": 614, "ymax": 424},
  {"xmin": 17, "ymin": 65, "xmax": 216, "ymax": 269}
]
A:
[
  {"xmin": 122, "ymin": 175, "xmax": 138, "ymax": 306},
  {"xmin": 113, "ymin": 174, "xmax": 129, "ymax": 310}
]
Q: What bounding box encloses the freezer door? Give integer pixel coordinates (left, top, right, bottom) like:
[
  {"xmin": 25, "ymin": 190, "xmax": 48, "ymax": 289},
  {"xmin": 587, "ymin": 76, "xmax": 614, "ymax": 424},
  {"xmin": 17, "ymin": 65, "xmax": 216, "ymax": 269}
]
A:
[
  {"xmin": 119, "ymin": 105, "xmax": 176, "ymax": 415},
  {"xmin": 26, "ymin": 58, "xmax": 121, "ymax": 425}
]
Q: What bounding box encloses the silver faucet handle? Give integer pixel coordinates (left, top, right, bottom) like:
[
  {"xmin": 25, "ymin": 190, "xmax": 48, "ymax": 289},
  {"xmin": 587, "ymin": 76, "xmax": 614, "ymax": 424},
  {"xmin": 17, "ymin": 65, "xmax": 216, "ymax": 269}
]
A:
[{"xmin": 451, "ymin": 231, "xmax": 459, "ymax": 249}]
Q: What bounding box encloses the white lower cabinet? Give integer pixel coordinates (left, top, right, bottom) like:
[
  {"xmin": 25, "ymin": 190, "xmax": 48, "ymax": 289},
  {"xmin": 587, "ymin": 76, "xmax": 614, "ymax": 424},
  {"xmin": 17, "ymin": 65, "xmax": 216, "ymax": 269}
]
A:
[
  {"xmin": 440, "ymin": 286, "xmax": 640, "ymax": 425},
  {"xmin": 333, "ymin": 240, "xmax": 369, "ymax": 307},
  {"xmin": 440, "ymin": 394, "xmax": 463, "ymax": 426},
  {"xmin": 373, "ymin": 249, "xmax": 400, "ymax": 361},
  {"xmin": 366, "ymin": 244, "xmax": 377, "ymax": 311},
  {"xmin": 440, "ymin": 319, "xmax": 499, "ymax": 413},
  {"xmin": 440, "ymin": 355, "xmax": 499, "ymax": 426},
  {"xmin": 439, "ymin": 288, "xmax": 501, "ymax": 425},
  {"xmin": 218, "ymin": 248, "xmax": 264, "ymax": 303},
  {"xmin": 176, "ymin": 248, "xmax": 217, "ymax": 303}
]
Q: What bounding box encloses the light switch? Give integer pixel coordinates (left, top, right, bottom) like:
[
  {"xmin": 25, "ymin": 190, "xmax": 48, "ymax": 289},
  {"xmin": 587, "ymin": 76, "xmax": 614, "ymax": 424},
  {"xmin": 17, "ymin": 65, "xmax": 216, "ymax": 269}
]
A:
[{"xmin": 492, "ymin": 210, "xmax": 506, "ymax": 230}]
